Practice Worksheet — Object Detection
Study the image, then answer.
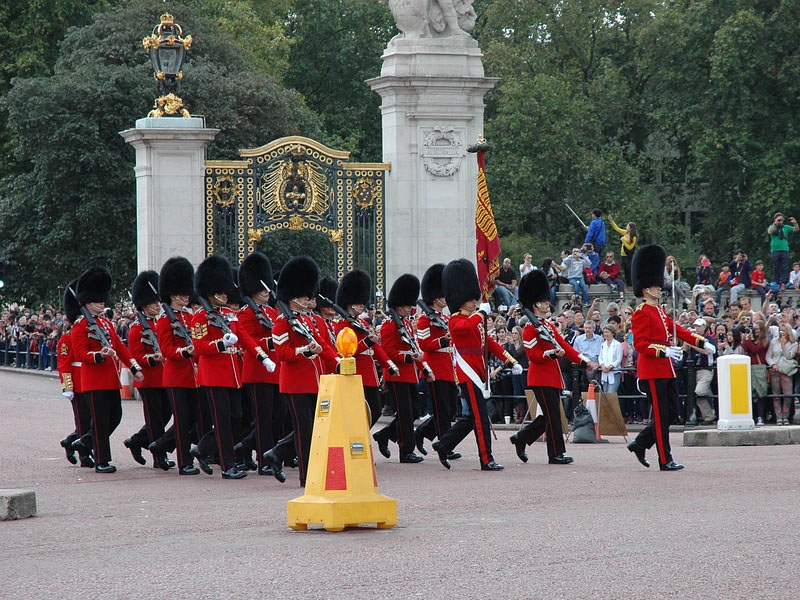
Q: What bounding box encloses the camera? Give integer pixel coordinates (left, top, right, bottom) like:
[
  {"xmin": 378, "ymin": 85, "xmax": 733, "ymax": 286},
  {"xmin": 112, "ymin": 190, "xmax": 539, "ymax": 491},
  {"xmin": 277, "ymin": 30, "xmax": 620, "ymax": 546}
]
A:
[{"xmin": 717, "ymin": 333, "xmax": 725, "ymax": 342}]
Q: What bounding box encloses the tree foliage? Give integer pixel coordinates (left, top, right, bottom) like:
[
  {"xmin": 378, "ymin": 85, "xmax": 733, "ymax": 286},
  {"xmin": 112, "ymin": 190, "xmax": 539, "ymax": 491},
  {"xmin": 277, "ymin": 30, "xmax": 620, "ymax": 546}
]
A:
[{"xmin": 0, "ymin": 0, "xmax": 321, "ymax": 301}]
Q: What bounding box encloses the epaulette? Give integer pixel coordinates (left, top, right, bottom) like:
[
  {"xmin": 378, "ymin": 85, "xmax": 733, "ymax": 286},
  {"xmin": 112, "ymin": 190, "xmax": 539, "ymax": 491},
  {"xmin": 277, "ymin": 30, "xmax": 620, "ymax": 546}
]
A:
[{"xmin": 635, "ymin": 302, "xmax": 645, "ymax": 312}]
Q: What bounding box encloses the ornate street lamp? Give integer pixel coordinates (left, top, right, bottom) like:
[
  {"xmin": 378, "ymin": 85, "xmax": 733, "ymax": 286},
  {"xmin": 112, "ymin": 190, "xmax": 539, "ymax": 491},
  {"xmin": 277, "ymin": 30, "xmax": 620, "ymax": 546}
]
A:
[{"xmin": 142, "ymin": 13, "xmax": 192, "ymax": 117}]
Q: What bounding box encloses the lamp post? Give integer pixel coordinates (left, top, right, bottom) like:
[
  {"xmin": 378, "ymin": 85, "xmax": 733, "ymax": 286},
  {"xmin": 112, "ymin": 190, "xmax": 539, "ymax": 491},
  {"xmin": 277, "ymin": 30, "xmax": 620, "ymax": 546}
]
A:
[{"xmin": 142, "ymin": 13, "xmax": 192, "ymax": 118}]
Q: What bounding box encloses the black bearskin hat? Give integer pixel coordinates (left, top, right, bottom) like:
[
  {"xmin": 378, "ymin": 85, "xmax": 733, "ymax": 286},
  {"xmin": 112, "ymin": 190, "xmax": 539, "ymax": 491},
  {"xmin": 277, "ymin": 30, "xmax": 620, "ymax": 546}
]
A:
[
  {"xmin": 238, "ymin": 252, "xmax": 273, "ymax": 297},
  {"xmin": 76, "ymin": 266, "xmax": 112, "ymax": 306},
  {"xmin": 63, "ymin": 279, "xmax": 81, "ymax": 323},
  {"xmin": 195, "ymin": 255, "xmax": 234, "ymax": 299},
  {"xmin": 277, "ymin": 256, "xmax": 318, "ymax": 303},
  {"xmin": 442, "ymin": 259, "xmax": 481, "ymax": 312},
  {"xmin": 632, "ymin": 244, "xmax": 666, "ymax": 297},
  {"xmin": 228, "ymin": 268, "xmax": 243, "ymax": 306},
  {"xmin": 336, "ymin": 269, "xmax": 371, "ymax": 308},
  {"xmin": 158, "ymin": 257, "xmax": 194, "ymax": 303},
  {"xmin": 131, "ymin": 270, "xmax": 160, "ymax": 311},
  {"xmin": 518, "ymin": 270, "xmax": 550, "ymax": 310},
  {"xmin": 387, "ymin": 274, "xmax": 420, "ymax": 309},
  {"xmin": 316, "ymin": 276, "xmax": 338, "ymax": 308},
  {"xmin": 421, "ymin": 263, "xmax": 446, "ymax": 306}
]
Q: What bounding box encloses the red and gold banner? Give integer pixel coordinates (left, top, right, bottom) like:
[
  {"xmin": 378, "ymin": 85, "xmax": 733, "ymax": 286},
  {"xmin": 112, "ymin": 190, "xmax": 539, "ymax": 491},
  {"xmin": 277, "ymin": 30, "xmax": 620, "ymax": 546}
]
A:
[{"xmin": 475, "ymin": 150, "xmax": 501, "ymax": 301}]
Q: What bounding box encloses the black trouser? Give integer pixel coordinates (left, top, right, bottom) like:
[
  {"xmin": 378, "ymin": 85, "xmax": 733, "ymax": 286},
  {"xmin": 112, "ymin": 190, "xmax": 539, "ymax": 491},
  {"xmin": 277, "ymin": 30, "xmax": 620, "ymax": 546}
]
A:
[
  {"xmin": 65, "ymin": 392, "xmax": 91, "ymax": 445},
  {"xmin": 365, "ymin": 386, "xmax": 381, "ymax": 428},
  {"xmin": 128, "ymin": 387, "xmax": 172, "ymax": 458},
  {"xmin": 516, "ymin": 386, "xmax": 566, "ymax": 458},
  {"xmin": 197, "ymin": 386, "xmax": 241, "ymax": 472},
  {"xmin": 166, "ymin": 387, "xmax": 199, "ymax": 468},
  {"xmin": 239, "ymin": 383, "xmax": 286, "ymax": 469},
  {"xmin": 375, "ymin": 381, "xmax": 415, "ymax": 455},
  {"xmin": 621, "ymin": 252, "xmax": 633, "ymax": 286},
  {"xmin": 271, "ymin": 393, "xmax": 316, "ymax": 484},
  {"xmin": 634, "ymin": 378, "xmax": 679, "ymax": 466},
  {"xmin": 436, "ymin": 381, "xmax": 494, "ymax": 466},
  {"xmin": 417, "ymin": 379, "xmax": 458, "ymax": 442},
  {"xmin": 85, "ymin": 389, "xmax": 123, "ymax": 465}
]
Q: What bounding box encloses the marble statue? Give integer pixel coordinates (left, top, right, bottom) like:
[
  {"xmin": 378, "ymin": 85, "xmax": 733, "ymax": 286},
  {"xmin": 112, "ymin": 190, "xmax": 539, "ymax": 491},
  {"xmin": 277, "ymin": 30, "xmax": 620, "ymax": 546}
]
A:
[{"xmin": 382, "ymin": 0, "xmax": 477, "ymax": 38}]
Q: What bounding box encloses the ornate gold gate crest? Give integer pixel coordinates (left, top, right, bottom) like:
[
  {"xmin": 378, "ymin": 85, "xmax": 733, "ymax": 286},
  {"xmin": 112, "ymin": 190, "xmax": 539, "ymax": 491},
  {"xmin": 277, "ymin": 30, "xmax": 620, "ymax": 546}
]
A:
[{"xmin": 205, "ymin": 136, "xmax": 388, "ymax": 297}]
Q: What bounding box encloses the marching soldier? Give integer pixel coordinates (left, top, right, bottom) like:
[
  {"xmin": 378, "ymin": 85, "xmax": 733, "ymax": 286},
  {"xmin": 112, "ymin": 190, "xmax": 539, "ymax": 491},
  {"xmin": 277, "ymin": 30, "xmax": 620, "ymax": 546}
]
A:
[
  {"xmin": 123, "ymin": 270, "xmax": 174, "ymax": 471},
  {"xmin": 191, "ymin": 255, "xmax": 248, "ymax": 479},
  {"xmin": 372, "ymin": 273, "xmax": 431, "ymax": 464},
  {"xmin": 627, "ymin": 245, "xmax": 715, "ymax": 471},
  {"xmin": 263, "ymin": 256, "xmax": 338, "ymax": 486},
  {"xmin": 333, "ymin": 269, "xmax": 399, "ymax": 427},
  {"xmin": 58, "ymin": 280, "xmax": 94, "ymax": 468},
  {"xmin": 431, "ymin": 259, "xmax": 521, "ymax": 471},
  {"xmin": 72, "ymin": 266, "xmax": 143, "ymax": 473},
  {"xmin": 510, "ymin": 270, "xmax": 597, "ymax": 464},
  {"xmin": 315, "ymin": 276, "xmax": 340, "ymax": 348},
  {"xmin": 152, "ymin": 257, "xmax": 201, "ymax": 475},
  {"xmin": 415, "ymin": 263, "xmax": 461, "ymax": 460},
  {"xmin": 235, "ymin": 252, "xmax": 282, "ymax": 476}
]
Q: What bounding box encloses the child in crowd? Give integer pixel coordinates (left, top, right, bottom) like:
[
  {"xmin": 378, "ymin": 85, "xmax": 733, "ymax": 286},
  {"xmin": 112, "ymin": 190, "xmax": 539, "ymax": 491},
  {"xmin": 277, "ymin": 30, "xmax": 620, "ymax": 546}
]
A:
[
  {"xmin": 789, "ymin": 262, "xmax": 800, "ymax": 290},
  {"xmin": 751, "ymin": 260, "xmax": 769, "ymax": 301},
  {"xmin": 716, "ymin": 263, "xmax": 732, "ymax": 305}
]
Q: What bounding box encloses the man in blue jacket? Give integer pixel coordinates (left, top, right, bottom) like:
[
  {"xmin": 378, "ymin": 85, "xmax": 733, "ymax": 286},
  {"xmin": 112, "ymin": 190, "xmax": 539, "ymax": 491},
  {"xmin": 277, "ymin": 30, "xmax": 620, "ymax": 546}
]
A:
[{"xmin": 584, "ymin": 209, "xmax": 606, "ymax": 257}]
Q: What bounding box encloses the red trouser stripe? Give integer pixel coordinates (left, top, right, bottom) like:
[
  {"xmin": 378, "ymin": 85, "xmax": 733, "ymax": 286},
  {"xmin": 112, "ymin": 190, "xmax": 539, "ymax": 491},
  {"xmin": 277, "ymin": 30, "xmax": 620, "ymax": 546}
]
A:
[
  {"xmin": 466, "ymin": 382, "xmax": 489, "ymax": 464},
  {"xmin": 649, "ymin": 380, "xmax": 666, "ymax": 465},
  {"xmin": 207, "ymin": 388, "xmax": 227, "ymax": 471},
  {"xmin": 537, "ymin": 386, "xmax": 557, "ymax": 456},
  {"xmin": 168, "ymin": 388, "xmax": 186, "ymax": 467},
  {"xmin": 289, "ymin": 394, "xmax": 306, "ymax": 481}
]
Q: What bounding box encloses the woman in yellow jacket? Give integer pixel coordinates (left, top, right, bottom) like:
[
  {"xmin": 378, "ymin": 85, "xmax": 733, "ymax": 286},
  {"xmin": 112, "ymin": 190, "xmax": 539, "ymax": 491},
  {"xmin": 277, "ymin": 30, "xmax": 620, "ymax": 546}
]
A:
[{"xmin": 607, "ymin": 216, "xmax": 638, "ymax": 289}]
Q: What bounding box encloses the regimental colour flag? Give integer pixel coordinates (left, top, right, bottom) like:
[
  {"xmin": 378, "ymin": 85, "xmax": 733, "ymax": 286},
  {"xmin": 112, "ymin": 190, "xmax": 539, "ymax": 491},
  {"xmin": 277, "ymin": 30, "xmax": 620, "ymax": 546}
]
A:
[{"xmin": 474, "ymin": 148, "xmax": 501, "ymax": 302}]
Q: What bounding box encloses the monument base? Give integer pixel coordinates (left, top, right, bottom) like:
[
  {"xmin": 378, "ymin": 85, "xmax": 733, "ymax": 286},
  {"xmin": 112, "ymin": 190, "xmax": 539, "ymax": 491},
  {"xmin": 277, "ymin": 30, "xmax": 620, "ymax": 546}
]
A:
[{"xmin": 684, "ymin": 425, "xmax": 800, "ymax": 447}]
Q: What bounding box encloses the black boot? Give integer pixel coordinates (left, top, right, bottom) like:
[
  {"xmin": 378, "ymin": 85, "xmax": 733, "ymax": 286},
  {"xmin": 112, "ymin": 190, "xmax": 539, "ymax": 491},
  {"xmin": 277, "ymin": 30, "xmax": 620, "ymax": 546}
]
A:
[
  {"xmin": 627, "ymin": 440, "xmax": 650, "ymax": 468},
  {"xmin": 60, "ymin": 437, "xmax": 77, "ymax": 465}
]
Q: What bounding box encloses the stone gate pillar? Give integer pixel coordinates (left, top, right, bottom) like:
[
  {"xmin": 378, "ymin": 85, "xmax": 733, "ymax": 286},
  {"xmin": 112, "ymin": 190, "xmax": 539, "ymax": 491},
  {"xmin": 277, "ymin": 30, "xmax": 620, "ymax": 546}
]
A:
[
  {"xmin": 368, "ymin": 35, "xmax": 497, "ymax": 286},
  {"xmin": 120, "ymin": 117, "xmax": 219, "ymax": 272}
]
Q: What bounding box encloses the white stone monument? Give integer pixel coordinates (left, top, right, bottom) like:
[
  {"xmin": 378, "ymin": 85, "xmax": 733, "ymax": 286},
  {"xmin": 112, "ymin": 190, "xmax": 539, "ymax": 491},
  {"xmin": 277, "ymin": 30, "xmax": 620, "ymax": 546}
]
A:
[
  {"xmin": 120, "ymin": 117, "xmax": 218, "ymax": 272},
  {"xmin": 369, "ymin": 0, "xmax": 498, "ymax": 284}
]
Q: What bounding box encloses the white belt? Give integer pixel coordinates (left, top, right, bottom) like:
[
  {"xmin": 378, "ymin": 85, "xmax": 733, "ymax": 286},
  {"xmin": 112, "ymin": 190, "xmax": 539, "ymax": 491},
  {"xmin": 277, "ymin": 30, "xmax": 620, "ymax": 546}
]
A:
[
  {"xmin": 71, "ymin": 362, "xmax": 82, "ymax": 367},
  {"xmin": 434, "ymin": 347, "xmax": 455, "ymax": 354},
  {"xmin": 454, "ymin": 352, "xmax": 491, "ymax": 399},
  {"xmin": 358, "ymin": 349, "xmax": 374, "ymax": 356}
]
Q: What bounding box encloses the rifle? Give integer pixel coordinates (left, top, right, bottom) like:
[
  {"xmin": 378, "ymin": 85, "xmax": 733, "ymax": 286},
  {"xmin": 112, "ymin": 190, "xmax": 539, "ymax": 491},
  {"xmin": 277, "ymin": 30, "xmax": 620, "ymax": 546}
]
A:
[
  {"xmin": 521, "ymin": 307, "xmax": 562, "ymax": 351},
  {"xmin": 135, "ymin": 309, "xmax": 161, "ymax": 354},
  {"xmin": 243, "ymin": 296, "xmax": 273, "ymax": 331},
  {"xmin": 79, "ymin": 306, "xmax": 112, "ymax": 349},
  {"xmin": 388, "ymin": 307, "xmax": 421, "ymax": 355},
  {"xmin": 276, "ymin": 300, "xmax": 316, "ymax": 344},
  {"xmin": 161, "ymin": 302, "xmax": 193, "ymax": 346},
  {"xmin": 416, "ymin": 299, "xmax": 448, "ymax": 331},
  {"xmin": 324, "ymin": 298, "xmax": 372, "ymax": 337},
  {"xmin": 197, "ymin": 296, "xmax": 233, "ymax": 335}
]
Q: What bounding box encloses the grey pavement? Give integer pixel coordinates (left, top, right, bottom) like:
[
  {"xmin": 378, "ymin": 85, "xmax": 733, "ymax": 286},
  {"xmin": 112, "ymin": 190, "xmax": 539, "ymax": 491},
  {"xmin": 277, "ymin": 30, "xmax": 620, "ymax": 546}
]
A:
[{"xmin": 1, "ymin": 369, "xmax": 798, "ymax": 599}]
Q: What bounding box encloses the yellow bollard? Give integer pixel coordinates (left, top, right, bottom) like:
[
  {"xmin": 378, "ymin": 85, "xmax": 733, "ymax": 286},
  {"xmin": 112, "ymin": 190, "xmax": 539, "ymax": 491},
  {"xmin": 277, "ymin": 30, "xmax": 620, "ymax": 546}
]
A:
[{"xmin": 287, "ymin": 328, "xmax": 397, "ymax": 532}]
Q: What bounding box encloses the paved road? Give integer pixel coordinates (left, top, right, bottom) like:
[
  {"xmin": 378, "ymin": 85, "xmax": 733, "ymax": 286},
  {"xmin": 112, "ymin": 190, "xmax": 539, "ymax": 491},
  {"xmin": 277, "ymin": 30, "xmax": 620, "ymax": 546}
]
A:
[{"xmin": 1, "ymin": 370, "xmax": 797, "ymax": 599}]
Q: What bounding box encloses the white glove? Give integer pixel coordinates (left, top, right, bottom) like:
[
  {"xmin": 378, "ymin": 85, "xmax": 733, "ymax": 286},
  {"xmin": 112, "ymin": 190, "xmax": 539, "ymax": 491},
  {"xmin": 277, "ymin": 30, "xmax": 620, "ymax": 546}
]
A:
[
  {"xmin": 511, "ymin": 363, "xmax": 523, "ymax": 376},
  {"xmin": 665, "ymin": 346, "xmax": 683, "ymax": 361},
  {"xmin": 704, "ymin": 341, "xmax": 717, "ymax": 355},
  {"xmin": 62, "ymin": 391, "xmax": 74, "ymax": 400},
  {"xmin": 222, "ymin": 332, "xmax": 238, "ymax": 347},
  {"xmin": 478, "ymin": 302, "xmax": 492, "ymax": 315},
  {"xmin": 261, "ymin": 356, "xmax": 276, "ymax": 372}
]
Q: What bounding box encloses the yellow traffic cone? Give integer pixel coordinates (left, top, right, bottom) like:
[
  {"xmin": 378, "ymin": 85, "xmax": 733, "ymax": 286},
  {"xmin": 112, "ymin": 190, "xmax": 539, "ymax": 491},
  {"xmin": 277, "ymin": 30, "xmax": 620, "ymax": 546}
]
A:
[
  {"xmin": 287, "ymin": 327, "xmax": 397, "ymax": 532},
  {"xmin": 586, "ymin": 383, "xmax": 601, "ymax": 441}
]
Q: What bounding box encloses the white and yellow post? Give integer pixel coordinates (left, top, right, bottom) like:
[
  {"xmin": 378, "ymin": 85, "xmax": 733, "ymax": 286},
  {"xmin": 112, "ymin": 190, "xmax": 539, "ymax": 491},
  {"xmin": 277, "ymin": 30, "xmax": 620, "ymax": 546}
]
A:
[
  {"xmin": 287, "ymin": 327, "xmax": 397, "ymax": 532},
  {"xmin": 716, "ymin": 354, "xmax": 754, "ymax": 430}
]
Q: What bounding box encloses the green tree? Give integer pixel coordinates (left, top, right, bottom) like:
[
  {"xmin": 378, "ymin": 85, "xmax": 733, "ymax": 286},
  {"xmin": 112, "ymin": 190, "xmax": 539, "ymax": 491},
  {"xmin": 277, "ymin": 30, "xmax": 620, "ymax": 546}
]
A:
[{"xmin": 0, "ymin": 0, "xmax": 321, "ymax": 302}]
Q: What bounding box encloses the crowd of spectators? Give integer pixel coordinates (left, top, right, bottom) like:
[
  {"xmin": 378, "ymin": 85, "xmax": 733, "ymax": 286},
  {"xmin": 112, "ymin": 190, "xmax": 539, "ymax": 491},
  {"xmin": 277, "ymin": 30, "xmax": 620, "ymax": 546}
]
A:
[{"xmin": 0, "ymin": 301, "xmax": 135, "ymax": 371}]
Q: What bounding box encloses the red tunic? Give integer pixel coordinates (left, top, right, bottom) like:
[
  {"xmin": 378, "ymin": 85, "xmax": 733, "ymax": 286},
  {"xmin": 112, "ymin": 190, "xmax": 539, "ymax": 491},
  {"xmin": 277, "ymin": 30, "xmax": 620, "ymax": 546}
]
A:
[
  {"xmin": 57, "ymin": 329, "xmax": 82, "ymax": 394},
  {"xmin": 237, "ymin": 304, "xmax": 280, "ymax": 385},
  {"xmin": 332, "ymin": 318, "xmax": 393, "ymax": 387},
  {"xmin": 523, "ymin": 321, "xmax": 584, "ymax": 388},
  {"xmin": 272, "ymin": 312, "xmax": 338, "ymax": 394},
  {"xmin": 632, "ymin": 301, "xmax": 703, "ymax": 379},
  {"xmin": 448, "ymin": 311, "xmax": 507, "ymax": 383},
  {"xmin": 71, "ymin": 316, "xmax": 137, "ymax": 391},
  {"xmin": 191, "ymin": 307, "xmax": 243, "ymax": 389},
  {"xmin": 128, "ymin": 319, "xmax": 164, "ymax": 389},
  {"xmin": 309, "ymin": 313, "xmax": 338, "ymax": 374},
  {"xmin": 417, "ymin": 312, "xmax": 456, "ymax": 382},
  {"xmin": 155, "ymin": 311, "xmax": 196, "ymax": 389},
  {"xmin": 380, "ymin": 317, "xmax": 426, "ymax": 384}
]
